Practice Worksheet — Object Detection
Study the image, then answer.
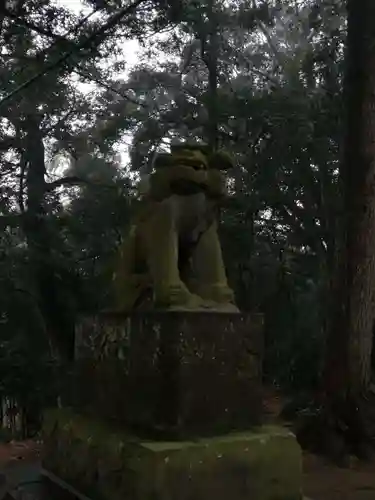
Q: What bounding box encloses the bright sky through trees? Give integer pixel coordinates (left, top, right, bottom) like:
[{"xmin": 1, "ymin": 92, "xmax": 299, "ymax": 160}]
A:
[
  {"xmin": 56, "ymin": 0, "xmax": 141, "ymax": 86},
  {"xmin": 53, "ymin": 0, "xmax": 141, "ymax": 170}
]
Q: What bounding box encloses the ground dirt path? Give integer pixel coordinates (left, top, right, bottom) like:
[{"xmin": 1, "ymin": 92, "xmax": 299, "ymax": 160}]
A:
[
  {"xmin": 1, "ymin": 413, "xmax": 375, "ymax": 500},
  {"xmin": 263, "ymin": 388, "xmax": 375, "ymax": 500},
  {"xmin": 303, "ymin": 452, "xmax": 375, "ymax": 500},
  {"xmin": 0, "ymin": 440, "xmax": 41, "ymax": 497}
]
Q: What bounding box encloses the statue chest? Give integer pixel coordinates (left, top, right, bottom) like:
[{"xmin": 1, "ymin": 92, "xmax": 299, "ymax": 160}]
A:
[{"xmin": 166, "ymin": 193, "xmax": 216, "ymax": 238}]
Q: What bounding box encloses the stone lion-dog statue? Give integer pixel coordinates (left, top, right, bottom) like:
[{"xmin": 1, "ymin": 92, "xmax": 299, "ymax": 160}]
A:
[{"xmin": 111, "ymin": 142, "xmax": 238, "ymax": 312}]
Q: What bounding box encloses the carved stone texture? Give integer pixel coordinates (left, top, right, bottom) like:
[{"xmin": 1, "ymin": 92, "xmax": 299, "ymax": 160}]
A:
[
  {"xmin": 73, "ymin": 311, "xmax": 263, "ymax": 439},
  {"xmin": 110, "ymin": 144, "xmax": 238, "ymax": 313}
]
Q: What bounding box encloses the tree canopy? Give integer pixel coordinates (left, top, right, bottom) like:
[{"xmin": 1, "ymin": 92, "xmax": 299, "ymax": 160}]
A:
[{"xmin": 0, "ymin": 0, "xmax": 366, "ymax": 447}]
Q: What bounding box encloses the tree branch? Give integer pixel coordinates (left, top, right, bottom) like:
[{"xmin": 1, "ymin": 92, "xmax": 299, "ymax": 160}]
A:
[
  {"xmin": 18, "ymin": 155, "xmax": 26, "ymax": 213},
  {"xmin": 2, "ymin": 9, "xmax": 147, "ymax": 109},
  {"xmin": 0, "ymin": 137, "xmax": 18, "ymax": 151},
  {"xmin": 251, "ymin": 0, "xmax": 285, "ymax": 72},
  {"xmin": 0, "ymin": 0, "xmax": 146, "ymax": 107},
  {"xmin": 44, "ymin": 175, "xmax": 126, "ymax": 192},
  {"xmin": 3, "ymin": 9, "xmax": 70, "ymax": 42},
  {"xmin": 0, "ymin": 214, "xmax": 23, "ymax": 230},
  {"xmin": 43, "ymin": 105, "xmax": 77, "ymax": 135},
  {"xmin": 73, "ymin": 68, "xmax": 147, "ymax": 108},
  {"xmin": 44, "ymin": 176, "xmax": 90, "ymax": 191}
]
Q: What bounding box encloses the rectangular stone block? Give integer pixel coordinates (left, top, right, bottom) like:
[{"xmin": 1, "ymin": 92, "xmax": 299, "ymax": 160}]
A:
[
  {"xmin": 72, "ymin": 311, "xmax": 263, "ymax": 438},
  {"xmin": 42, "ymin": 409, "xmax": 302, "ymax": 500}
]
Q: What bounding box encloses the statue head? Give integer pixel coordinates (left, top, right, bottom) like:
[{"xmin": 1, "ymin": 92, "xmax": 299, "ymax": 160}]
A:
[
  {"xmin": 153, "ymin": 142, "xmax": 208, "ymax": 171},
  {"xmin": 153, "ymin": 142, "xmax": 235, "ymax": 173}
]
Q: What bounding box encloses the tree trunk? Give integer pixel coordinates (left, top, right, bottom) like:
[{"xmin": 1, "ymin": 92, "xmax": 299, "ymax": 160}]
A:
[
  {"xmin": 23, "ymin": 114, "xmax": 75, "ymax": 362},
  {"xmin": 319, "ymin": 0, "xmax": 375, "ymax": 456}
]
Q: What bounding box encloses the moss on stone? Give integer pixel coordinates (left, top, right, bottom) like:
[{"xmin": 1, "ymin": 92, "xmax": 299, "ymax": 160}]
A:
[
  {"xmin": 42, "ymin": 409, "xmax": 302, "ymax": 500},
  {"xmin": 44, "ymin": 407, "xmax": 136, "ymax": 451}
]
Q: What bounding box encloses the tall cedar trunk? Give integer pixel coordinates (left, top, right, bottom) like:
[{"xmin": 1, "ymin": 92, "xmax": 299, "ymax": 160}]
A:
[
  {"xmin": 323, "ymin": 0, "xmax": 375, "ymax": 410},
  {"xmin": 23, "ymin": 115, "xmax": 74, "ymax": 362}
]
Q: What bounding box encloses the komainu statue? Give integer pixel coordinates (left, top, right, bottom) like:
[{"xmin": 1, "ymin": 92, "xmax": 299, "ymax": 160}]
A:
[{"xmin": 111, "ymin": 143, "xmax": 239, "ymax": 312}]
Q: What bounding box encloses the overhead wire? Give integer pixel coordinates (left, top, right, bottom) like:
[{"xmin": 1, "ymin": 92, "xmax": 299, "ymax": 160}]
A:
[
  {"xmin": 2, "ymin": 7, "xmax": 147, "ymax": 108},
  {"xmin": 0, "ymin": 0, "xmax": 145, "ymax": 108}
]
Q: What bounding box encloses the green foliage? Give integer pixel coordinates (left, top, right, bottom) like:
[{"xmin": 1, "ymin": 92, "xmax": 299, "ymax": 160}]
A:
[
  {"xmin": 0, "ymin": 0, "xmax": 161, "ymax": 427},
  {"xmin": 0, "ymin": 0, "xmax": 349, "ymax": 413}
]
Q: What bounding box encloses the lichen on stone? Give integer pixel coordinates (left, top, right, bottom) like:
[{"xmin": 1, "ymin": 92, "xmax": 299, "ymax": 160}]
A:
[{"xmin": 43, "ymin": 410, "xmax": 303, "ymax": 500}]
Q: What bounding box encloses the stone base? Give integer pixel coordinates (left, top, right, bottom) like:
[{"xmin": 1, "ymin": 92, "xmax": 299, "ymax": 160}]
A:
[
  {"xmin": 42, "ymin": 409, "xmax": 302, "ymax": 500},
  {"xmin": 72, "ymin": 311, "xmax": 263, "ymax": 438}
]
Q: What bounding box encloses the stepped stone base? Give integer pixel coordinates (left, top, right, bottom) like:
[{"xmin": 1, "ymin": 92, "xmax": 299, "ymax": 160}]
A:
[{"xmin": 42, "ymin": 409, "xmax": 303, "ymax": 500}]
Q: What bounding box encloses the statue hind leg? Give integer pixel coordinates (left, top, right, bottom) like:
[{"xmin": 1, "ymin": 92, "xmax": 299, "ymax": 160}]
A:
[
  {"xmin": 111, "ymin": 228, "xmax": 149, "ymax": 312},
  {"xmin": 190, "ymin": 221, "xmax": 239, "ymax": 312}
]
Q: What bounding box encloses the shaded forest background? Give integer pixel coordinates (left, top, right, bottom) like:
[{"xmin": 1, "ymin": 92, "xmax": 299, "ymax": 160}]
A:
[{"xmin": 0, "ymin": 0, "xmax": 350, "ymax": 438}]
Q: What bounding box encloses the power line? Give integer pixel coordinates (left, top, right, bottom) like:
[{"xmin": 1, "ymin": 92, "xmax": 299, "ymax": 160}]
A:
[
  {"xmin": 1, "ymin": 9, "xmax": 147, "ymax": 108},
  {"xmin": 0, "ymin": 0, "xmax": 145, "ymax": 108}
]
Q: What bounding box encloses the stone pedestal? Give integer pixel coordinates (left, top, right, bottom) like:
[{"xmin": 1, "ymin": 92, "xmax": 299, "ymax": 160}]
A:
[
  {"xmin": 42, "ymin": 409, "xmax": 302, "ymax": 500},
  {"xmin": 72, "ymin": 311, "xmax": 263, "ymax": 438},
  {"xmin": 42, "ymin": 311, "xmax": 304, "ymax": 500}
]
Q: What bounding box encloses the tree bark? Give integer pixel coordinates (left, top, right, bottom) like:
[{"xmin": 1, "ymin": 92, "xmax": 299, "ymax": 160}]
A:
[
  {"xmin": 23, "ymin": 114, "xmax": 75, "ymax": 362},
  {"xmin": 320, "ymin": 0, "xmax": 375, "ymax": 451}
]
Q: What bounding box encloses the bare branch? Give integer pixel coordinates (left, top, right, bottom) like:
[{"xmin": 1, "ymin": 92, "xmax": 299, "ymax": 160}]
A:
[
  {"xmin": 3, "ymin": 9, "xmax": 69, "ymax": 42},
  {"xmin": 0, "ymin": 214, "xmax": 22, "ymax": 230},
  {"xmin": 44, "ymin": 175, "xmax": 125, "ymax": 192},
  {"xmin": 256, "ymin": 21, "xmax": 285, "ymax": 70},
  {"xmin": 0, "ymin": 137, "xmax": 18, "ymax": 151},
  {"xmin": 73, "ymin": 68, "xmax": 147, "ymax": 108},
  {"xmin": 18, "ymin": 156, "xmax": 26, "ymax": 213},
  {"xmin": 0, "ymin": 0, "xmax": 146, "ymax": 107},
  {"xmin": 44, "ymin": 176, "xmax": 90, "ymax": 191}
]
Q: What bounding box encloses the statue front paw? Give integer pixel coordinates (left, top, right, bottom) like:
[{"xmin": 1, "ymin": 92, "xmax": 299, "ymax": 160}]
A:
[{"xmin": 155, "ymin": 285, "xmax": 216, "ymax": 311}]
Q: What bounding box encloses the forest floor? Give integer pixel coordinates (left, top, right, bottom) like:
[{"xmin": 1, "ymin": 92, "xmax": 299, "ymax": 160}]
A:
[
  {"xmin": 263, "ymin": 388, "xmax": 375, "ymax": 500},
  {"xmin": 0, "ymin": 403, "xmax": 374, "ymax": 499}
]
